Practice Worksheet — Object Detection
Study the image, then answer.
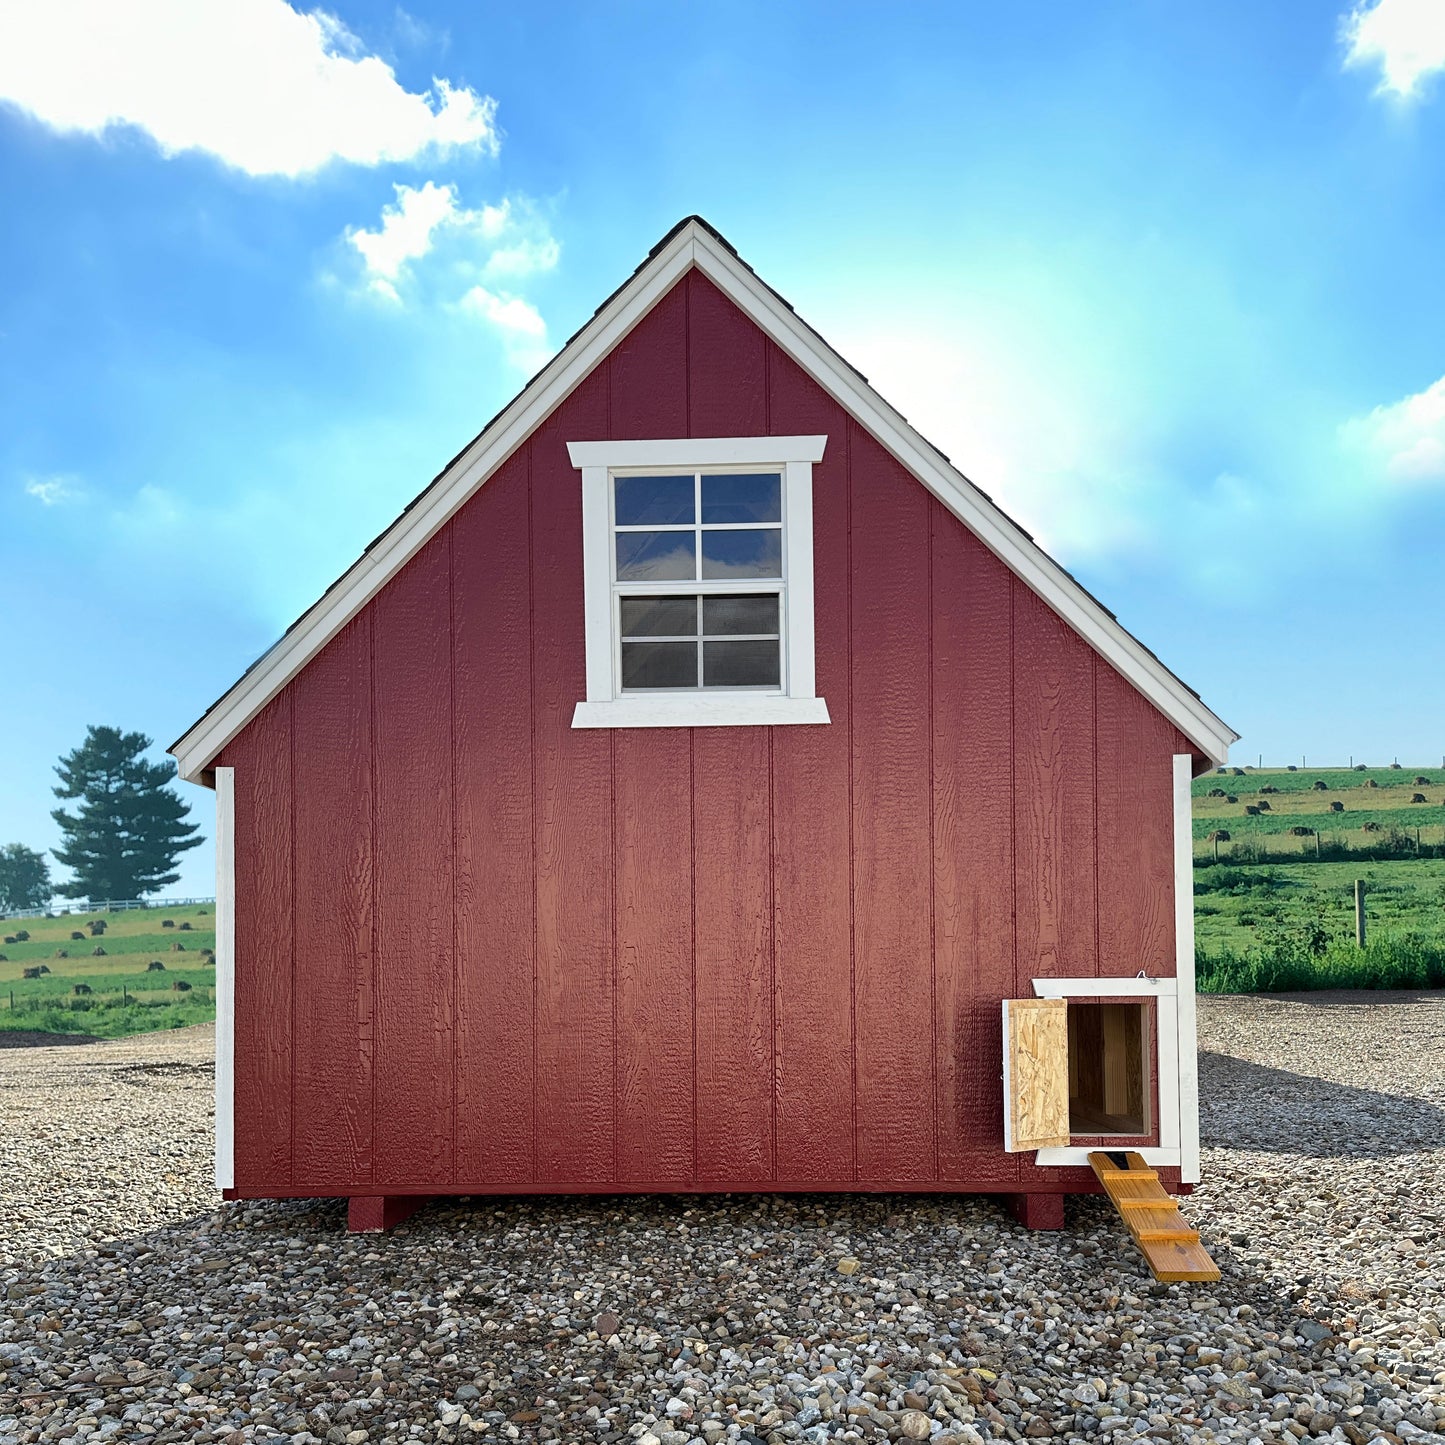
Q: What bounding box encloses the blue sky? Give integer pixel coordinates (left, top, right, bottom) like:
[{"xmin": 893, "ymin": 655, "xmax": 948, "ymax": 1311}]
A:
[{"xmin": 2, "ymin": 0, "xmax": 1444, "ymax": 899}]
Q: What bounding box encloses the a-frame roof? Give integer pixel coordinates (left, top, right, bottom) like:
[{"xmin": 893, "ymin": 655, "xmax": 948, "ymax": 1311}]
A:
[{"xmin": 170, "ymin": 216, "xmax": 1237, "ymax": 783}]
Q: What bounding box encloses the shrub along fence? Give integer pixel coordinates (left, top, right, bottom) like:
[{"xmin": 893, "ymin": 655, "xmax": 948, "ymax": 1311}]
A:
[{"xmin": 1196, "ymin": 934, "xmax": 1445, "ymax": 994}]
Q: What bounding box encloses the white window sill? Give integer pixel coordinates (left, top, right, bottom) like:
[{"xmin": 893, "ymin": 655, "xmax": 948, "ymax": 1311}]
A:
[{"xmin": 572, "ymin": 696, "xmax": 831, "ymax": 729}]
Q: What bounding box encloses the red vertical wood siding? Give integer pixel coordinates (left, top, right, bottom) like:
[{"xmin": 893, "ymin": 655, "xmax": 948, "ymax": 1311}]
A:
[
  {"xmin": 290, "ymin": 616, "xmax": 373, "ymax": 1188},
  {"xmin": 452, "ymin": 452, "xmax": 536, "ymax": 1183},
  {"xmin": 222, "ymin": 268, "xmax": 1191, "ymax": 1195}
]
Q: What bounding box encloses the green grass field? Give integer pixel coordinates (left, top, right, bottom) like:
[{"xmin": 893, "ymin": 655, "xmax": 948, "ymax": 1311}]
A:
[
  {"xmin": 1191, "ymin": 767, "xmax": 1445, "ymax": 992},
  {"xmin": 0, "ymin": 902, "xmax": 217, "ymax": 1038}
]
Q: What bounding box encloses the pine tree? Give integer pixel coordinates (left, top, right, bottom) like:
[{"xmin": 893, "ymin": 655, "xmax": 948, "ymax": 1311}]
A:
[
  {"xmin": 0, "ymin": 843, "xmax": 51, "ymax": 913},
  {"xmin": 51, "ymin": 726, "xmax": 202, "ymax": 901}
]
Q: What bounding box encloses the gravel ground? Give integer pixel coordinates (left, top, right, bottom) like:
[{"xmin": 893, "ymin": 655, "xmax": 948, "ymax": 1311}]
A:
[{"xmin": 2, "ymin": 996, "xmax": 1443, "ymax": 1445}]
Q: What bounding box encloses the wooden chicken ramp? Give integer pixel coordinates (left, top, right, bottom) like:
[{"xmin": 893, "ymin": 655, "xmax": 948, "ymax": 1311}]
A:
[{"xmin": 1088, "ymin": 1151, "xmax": 1220, "ymax": 1283}]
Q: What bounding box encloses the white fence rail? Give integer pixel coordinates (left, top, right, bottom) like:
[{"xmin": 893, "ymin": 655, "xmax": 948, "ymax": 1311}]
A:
[{"xmin": 0, "ymin": 895, "xmax": 216, "ymax": 922}]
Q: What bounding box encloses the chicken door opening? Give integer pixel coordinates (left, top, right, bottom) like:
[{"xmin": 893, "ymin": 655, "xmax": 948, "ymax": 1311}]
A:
[{"xmin": 1067, "ymin": 1001, "xmax": 1150, "ymax": 1137}]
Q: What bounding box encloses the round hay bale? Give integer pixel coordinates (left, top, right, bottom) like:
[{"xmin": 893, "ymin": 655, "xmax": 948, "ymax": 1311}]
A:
[
  {"xmin": 1208, "ymin": 787, "xmax": 1227, "ymax": 798},
  {"xmin": 161, "ymin": 919, "xmax": 174, "ymax": 929},
  {"xmin": 1, "ymin": 936, "xmax": 12, "ymax": 945},
  {"xmin": 1415, "ymin": 776, "xmax": 1431, "ymax": 786},
  {"xmin": 0, "ymin": 954, "xmax": 6, "ymax": 962},
  {"xmin": 1362, "ymin": 821, "xmax": 1382, "ymax": 832},
  {"xmin": 1226, "ymin": 794, "xmax": 1239, "ymax": 804},
  {"xmin": 53, "ymin": 950, "xmax": 67, "ymax": 960},
  {"xmin": 1313, "ymin": 780, "xmax": 1328, "ymax": 790},
  {"xmin": 69, "ymin": 930, "xmax": 84, "ymax": 941},
  {"xmin": 1330, "ymin": 800, "xmax": 1345, "ymax": 812},
  {"xmin": 178, "ymin": 921, "xmax": 192, "ymax": 931},
  {"xmin": 38, "ymin": 965, "xmax": 50, "ymax": 975},
  {"xmin": 200, "ymin": 947, "xmax": 213, "ymax": 958},
  {"xmin": 87, "ymin": 919, "xmax": 105, "ymax": 935},
  {"xmin": 1208, "ymin": 829, "xmax": 1231, "ymax": 842},
  {"xmin": 1411, "ymin": 793, "xmax": 1428, "ymax": 803},
  {"xmin": 171, "ymin": 980, "xmax": 193, "ymax": 993},
  {"xmin": 1258, "ymin": 785, "xmax": 1280, "ymax": 794},
  {"xmin": 1366, "ymin": 779, "xmax": 1379, "ymax": 788},
  {"xmin": 147, "ymin": 960, "xmax": 166, "ymax": 971},
  {"xmin": 13, "ymin": 930, "xmax": 28, "ymax": 943},
  {"xmin": 72, "ymin": 984, "xmax": 92, "ymax": 996},
  {"xmin": 1354, "ymin": 764, "xmax": 1367, "ymax": 771},
  {"xmin": 1244, "ymin": 805, "xmax": 1260, "ymax": 816},
  {"xmin": 197, "ymin": 909, "xmax": 209, "ymax": 916},
  {"xmin": 170, "ymin": 941, "xmax": 186, "ymax": 952},
  {"xmin": 1256, "ymin": 800, "xmax": 1272, "ymax": 811},
  {"xmin": 90, "ymin": 946, "xmax": 106, "ymax": 956},
  {"xmin": 1289, "ymin": 826, "xmax": 1314, "ymax": 836},
  {"xmin": 22, "ymin": 966, "xmax": 41, "ymax": 979},
  {"xmin": 1287, "ymin": 764, "xmax": 1298, "ymax": 771},
  {"xmin": 1390, "ymin": 762, "xmax": 1403, "ymax": 769},
  {"xmin": 1231, "ymin": 767, "xmax": 1245, "ymax": 776}
]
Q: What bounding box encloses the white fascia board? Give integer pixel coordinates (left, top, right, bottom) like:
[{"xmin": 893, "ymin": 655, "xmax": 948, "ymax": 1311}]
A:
[
  {"xmin": 170, "ymin": 228, "xmax": 701, "ymax": 783},
  {"xmin": 567, "ymin": 435, "xmax": 827, "ymax": 467},
  {"xmin": 214, "ymin": 767, "xmax": 235, "ymax": 1190},
  {"xmin": 171, "ymin": 218, "xmax": 1234, "ymax": 780},
  {"xmin": 686, "ymin": 229, "xmax": 1237, "ymax": 768}
]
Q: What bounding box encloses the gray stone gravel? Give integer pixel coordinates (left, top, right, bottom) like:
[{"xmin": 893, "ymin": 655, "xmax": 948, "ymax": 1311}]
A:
[{"xmin": 2, "ymin": 996, "xmax": 1444, "ymax": 1445}]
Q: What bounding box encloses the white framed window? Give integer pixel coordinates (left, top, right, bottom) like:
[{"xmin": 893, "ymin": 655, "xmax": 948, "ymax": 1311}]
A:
[{"xmin": 567, "ymin": 436, "xmax": 831, "ymax": 728}]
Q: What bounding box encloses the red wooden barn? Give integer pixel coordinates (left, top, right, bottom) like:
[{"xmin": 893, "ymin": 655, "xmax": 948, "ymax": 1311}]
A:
[{"xmin": 171, "ymin": 218, "xmax": 1236, "ymax": 1233}]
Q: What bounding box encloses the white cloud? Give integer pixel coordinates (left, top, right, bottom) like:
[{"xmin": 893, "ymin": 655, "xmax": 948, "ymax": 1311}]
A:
[
  {"xmin": 24, "ymin": 475, "xmax": 81, "ymax": 506},
  {"xmin": 1339, "ymin": 374, "xmax": 1445, "ymax": 483},
  {"xmin": 0, "ymin": 0, "xmax": 498, "ymax": 178},
  {"xmin": 1342, "ymin": 0, "xmax": 1445, "ymax": 99},
  {"xmin": 347, "ymin": 186, "xmax": 559, "ymax": 300},
  {"xmin": 457, "ymin": 285, "xmax": 546, "ymax": 338},
  {"xmin": 457, "ymin": 285, "xmax": 552, "ymax": 374},
  {"xmin": 348, "ymin": 181, "xmax": 461, "ymax": 297}
]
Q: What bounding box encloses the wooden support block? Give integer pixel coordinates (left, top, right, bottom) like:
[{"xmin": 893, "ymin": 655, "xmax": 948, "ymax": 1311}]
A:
[
  {"xmin": 347, "ymin": 1196, "xmax": 431, "ymax": 1233},
  {"xmin": 1004, "ymin": 1192, "xmax": 1066, "ymax": 1230}
]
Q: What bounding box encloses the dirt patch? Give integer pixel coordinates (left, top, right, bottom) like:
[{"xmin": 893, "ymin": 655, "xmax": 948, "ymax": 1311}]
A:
[{"xmin": 0, "ymin": 1029, "xmax": 100, "ymax": 1049}]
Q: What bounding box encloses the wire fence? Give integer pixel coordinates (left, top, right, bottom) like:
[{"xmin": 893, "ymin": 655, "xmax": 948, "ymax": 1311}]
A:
[{"xmin": 0, "ymin": 895, "xmax": 216, "ymax": 922}]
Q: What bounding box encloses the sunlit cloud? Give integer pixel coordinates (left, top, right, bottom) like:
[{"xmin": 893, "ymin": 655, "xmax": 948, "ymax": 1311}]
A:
[
  {"xmin": 1341, "ymin": 0, "xmax": 1445, "ymax": 99},
  {"xmin": 0, "ymin": 0, "xmax": 498, "ymax": 178}
]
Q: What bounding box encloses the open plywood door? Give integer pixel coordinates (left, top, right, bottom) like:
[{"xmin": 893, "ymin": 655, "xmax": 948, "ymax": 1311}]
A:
[{"xmin": 1002, "ymin": 998, "xmax": 1070, "ymax": 1151}]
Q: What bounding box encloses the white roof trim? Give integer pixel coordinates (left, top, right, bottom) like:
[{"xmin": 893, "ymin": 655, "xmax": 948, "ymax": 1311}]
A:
[{"xmin": 171, "ymin": 219, "xmax": 1236, "ymax": 783}]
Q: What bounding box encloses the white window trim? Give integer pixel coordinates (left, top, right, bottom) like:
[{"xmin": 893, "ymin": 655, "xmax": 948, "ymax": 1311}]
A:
[
  {"xmin": 568, "ymin": 435, "xmax": 831, "ymax": 729},
  {"xmin": 1028, "ymin": 973, "xmax": 1183, "ymax": 1169}
]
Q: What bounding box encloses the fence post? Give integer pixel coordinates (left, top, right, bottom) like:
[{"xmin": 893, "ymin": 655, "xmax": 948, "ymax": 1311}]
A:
[{"xmin": 1355, "ymin": 878, "xmax": 1366, "ymax": 948}]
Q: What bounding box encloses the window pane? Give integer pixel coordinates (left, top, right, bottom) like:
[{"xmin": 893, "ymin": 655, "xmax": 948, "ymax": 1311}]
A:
[
  {"xmin": 702, "ymin": 594, "xmax": 779, "ymax": 636},
  {"xmin": 703, "ymin": 639, "xmax": 781, "ymax": 688},
  {"xmin": 620, "ymin": 595, "xmax": 698, "ymax": 638},
  {"xmin": 621, "ymin": 640, "xmax": 697, "ymax": 689},
  {"xmin": 701, "ymin": 527, "xmax": 781, "ymax": 579},
  {"xmin": 701, "ymin": 473, "xmax": 781, "ymax": 524},
  {"xmin": 614, "ymin": 474, "xmax": 694, "ymax": 526},
  {"xmin": 616, "ymin": 530, "xmax": 697, "ymax": 581}
]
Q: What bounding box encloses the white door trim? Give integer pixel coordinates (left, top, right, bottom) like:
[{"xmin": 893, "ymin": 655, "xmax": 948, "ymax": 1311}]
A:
[{"xmin": 1030, "ymin": 973, "xmax": 1182, "ymax": 1168}]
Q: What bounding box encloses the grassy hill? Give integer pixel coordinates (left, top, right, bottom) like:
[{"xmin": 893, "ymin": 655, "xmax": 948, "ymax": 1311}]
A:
[
  {"xmin": 0, "ymin": 902, "xmax": 216, "ymax": 1038},
  {"xmin": 1191, "ymin": 767, "xmax": 1445, "ymax": 992}
]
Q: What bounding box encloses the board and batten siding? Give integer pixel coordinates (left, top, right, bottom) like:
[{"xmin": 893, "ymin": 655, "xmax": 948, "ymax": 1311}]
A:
[{"xmin": 217, "ymin": 270, "xmax": 1192, "ymax": 1197}]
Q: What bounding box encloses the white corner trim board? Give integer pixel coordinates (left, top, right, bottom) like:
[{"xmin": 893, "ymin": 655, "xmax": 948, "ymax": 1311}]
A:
[
  {"xmin": 214, "ymin": 767, "xmax": 235, "ymax": 1191},
  {"xmin": 1174, "ymin": 751, "xmax": 1202, "ymax": 1184},
  {"xmin": 1029, "ymin": 974, "xmax": 1182, "ymax": 1169},
  {"xmin": 570, "ymin": 435, "xmax": 827, "ymax": 729},
  {"xmin": 170, "ymin": 219, "xmax": 1236, "ymax": 782}
]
